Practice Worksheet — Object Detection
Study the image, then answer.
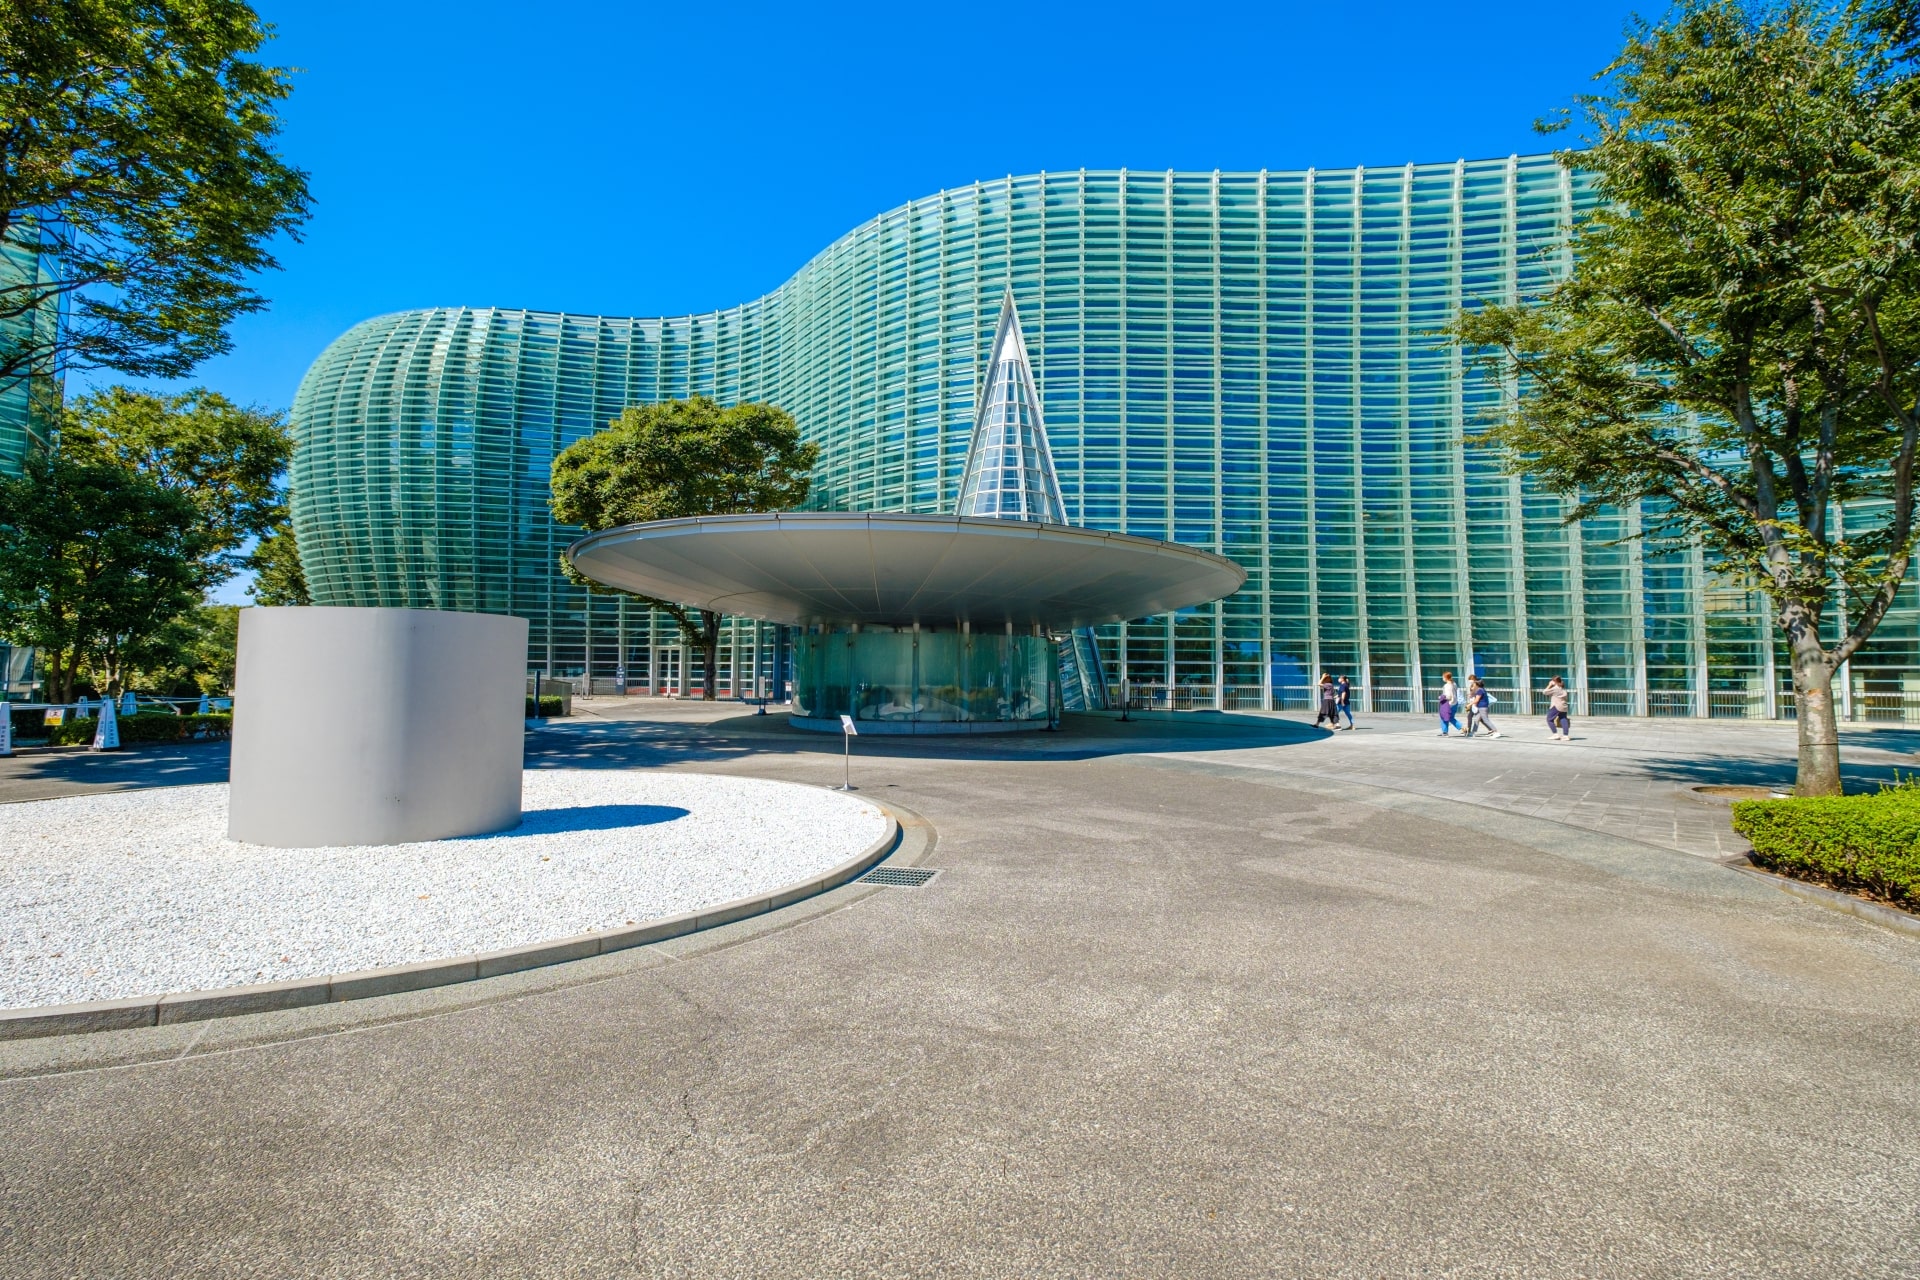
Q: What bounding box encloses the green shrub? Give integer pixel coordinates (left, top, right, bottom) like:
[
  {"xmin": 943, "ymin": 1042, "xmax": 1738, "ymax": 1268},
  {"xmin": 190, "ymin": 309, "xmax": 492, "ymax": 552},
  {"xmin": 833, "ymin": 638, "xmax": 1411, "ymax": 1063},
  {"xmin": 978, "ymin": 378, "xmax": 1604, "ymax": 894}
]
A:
[
  {"xmin": 1732, "ymin": 789, "xmax": 1920, "ymax": 909},
  {"xmin": 46, "ymin": 717, "xmax": 97, "ymax": 746},
  {"xmin": 182, "ymin": 712, "xmax": 232, "ymax": 738},
  {"xmin": 37, "ymin": 712, "xmax": 230, "ymax": 747},
  {"xmin": 526, "ymin": 696, "xmax": 566, "ymax": 718}
]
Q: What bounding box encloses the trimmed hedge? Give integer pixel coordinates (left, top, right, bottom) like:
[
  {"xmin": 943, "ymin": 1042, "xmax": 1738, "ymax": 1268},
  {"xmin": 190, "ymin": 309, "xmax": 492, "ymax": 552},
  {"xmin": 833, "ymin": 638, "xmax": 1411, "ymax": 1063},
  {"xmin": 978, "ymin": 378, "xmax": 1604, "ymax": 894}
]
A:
[
  {"xmin": 1732, "ymin": 787, "xmax": 1920, "ymax": 910},
  {"xmin": 526, "ymin": 696, "xmax": 567, "ymax": 718},
  {"xmin": 41, "ymin": 712, "xmax": 233, "ymax": 747}
]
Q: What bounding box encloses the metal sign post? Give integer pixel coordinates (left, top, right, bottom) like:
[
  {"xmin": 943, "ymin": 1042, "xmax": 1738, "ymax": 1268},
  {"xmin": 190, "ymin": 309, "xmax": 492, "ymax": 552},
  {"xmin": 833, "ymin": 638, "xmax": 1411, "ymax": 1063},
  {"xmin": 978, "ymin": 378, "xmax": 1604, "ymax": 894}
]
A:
[{"xmin": 837, "ymin": 713, "xmax": 857, "ymax": 790}]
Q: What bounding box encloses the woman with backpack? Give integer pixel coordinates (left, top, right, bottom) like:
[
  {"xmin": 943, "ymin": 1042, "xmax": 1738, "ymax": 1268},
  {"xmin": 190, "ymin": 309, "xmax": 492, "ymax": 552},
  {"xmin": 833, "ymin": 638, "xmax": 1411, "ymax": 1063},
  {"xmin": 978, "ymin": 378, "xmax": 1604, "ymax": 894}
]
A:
[{"xmin": 1467, "ymin": 676, "xmax": 1502, "ymax": 739}]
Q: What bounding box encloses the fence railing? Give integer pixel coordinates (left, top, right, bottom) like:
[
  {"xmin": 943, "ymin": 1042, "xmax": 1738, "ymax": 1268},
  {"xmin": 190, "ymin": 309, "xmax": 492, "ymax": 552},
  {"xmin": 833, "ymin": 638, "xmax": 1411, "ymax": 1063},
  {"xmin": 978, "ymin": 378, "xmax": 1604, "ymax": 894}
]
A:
[{"xmin": 1077, "ymin": 680, "xmax": 1920, "ymax": 723}]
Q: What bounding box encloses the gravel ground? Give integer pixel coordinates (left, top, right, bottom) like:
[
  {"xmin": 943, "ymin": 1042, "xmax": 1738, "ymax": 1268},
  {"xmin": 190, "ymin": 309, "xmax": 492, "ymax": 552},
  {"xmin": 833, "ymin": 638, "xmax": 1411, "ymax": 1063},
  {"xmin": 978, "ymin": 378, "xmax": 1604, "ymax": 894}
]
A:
[{"xmin": 0, "ymin": 770, "xmax": 887, "ymax": 1009}]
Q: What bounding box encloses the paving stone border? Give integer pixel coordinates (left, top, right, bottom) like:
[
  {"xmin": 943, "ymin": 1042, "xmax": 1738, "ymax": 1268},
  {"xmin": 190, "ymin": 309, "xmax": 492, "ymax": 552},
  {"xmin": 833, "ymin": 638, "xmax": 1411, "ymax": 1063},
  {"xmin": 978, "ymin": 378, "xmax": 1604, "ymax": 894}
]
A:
[
  {"xmin": 0, "ymin": 807, "xmax": 901, "ymax": 1042},
  {"xmin": 1734, "ymin": 862, "xmax": 1920, "ymax": 940}
]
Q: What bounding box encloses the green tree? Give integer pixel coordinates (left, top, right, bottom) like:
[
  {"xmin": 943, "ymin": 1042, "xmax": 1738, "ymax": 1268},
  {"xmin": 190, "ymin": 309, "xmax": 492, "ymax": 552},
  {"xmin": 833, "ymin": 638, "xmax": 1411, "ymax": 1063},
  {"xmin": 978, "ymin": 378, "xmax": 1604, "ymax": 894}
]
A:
[
  {"xmin": 123, "ymin": 603, "xmax": 236, "ymax": 694},
  {"xmin": 1453, "ymin": 1, "xmax": 1920, "ymax": 796},
  {"xmin": 62, "ymin": 386, "xmax": 292, "ymax": 574},
  {"xmin": 550, "ymin": 396, "xmax": 819, "ymax": 700},
  {"xmin": 246, "ymin": 515, "xmax": 307, "ymax": 605},
  {"xmin": 0, "ymin": 0, "xmax": 310, "ymax": 389},
  {"xmin": 0, "ymin": 446, "xmax": 208, "ymax": 700}
]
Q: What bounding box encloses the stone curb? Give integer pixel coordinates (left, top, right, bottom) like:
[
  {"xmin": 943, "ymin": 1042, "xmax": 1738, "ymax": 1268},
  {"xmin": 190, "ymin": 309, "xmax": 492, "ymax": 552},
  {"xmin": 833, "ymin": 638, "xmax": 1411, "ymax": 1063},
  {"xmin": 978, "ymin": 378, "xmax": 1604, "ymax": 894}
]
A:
[
  {"xmin": 1734, "ymin": 863, "xmax": 1920, "ymax": 940},
  {"xmin": 0, "ymin": 810, "xmax": 902, "ymax": 1042}
]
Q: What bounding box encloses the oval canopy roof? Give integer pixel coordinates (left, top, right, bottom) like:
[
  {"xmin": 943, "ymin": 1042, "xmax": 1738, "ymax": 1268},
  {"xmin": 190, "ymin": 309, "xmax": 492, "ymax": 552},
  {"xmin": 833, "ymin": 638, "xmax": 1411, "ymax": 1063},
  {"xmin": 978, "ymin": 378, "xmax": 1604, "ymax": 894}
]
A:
[{"xmin": 566, "ymin": 513, "xmax": 1247, "ymax": 630}]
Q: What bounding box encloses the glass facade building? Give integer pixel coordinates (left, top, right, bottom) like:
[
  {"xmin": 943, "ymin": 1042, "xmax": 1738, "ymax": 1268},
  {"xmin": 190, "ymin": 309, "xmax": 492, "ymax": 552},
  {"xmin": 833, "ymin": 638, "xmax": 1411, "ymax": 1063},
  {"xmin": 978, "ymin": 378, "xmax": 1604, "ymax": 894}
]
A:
[
  {"xmin": 0, "ymin": 215, "xmax": 63, "ymax": 478},
  {"xmin": 291, "ymin": 155, "xmax": 1920, "ymax": 719}
]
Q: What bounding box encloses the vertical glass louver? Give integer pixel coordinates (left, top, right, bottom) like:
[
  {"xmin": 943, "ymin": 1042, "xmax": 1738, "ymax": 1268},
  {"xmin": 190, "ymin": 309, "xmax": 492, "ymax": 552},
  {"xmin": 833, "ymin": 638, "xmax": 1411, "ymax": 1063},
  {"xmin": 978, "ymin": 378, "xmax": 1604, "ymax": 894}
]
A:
[
  {"xmin": 0, "ymin": 214, "xmax": 63, "ymax": 478},
  {"xmin": 290, "ymin": 157, "xmax": 1920, "ymax": 721}
]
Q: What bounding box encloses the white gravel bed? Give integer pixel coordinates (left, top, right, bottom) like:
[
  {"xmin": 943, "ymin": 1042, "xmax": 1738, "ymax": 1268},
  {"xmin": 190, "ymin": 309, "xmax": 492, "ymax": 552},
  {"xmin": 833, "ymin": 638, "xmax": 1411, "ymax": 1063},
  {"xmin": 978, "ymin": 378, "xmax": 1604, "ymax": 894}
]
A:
[{"xmin": 0, "ymin": 770, "xmax": 887, "ymax": 1010}]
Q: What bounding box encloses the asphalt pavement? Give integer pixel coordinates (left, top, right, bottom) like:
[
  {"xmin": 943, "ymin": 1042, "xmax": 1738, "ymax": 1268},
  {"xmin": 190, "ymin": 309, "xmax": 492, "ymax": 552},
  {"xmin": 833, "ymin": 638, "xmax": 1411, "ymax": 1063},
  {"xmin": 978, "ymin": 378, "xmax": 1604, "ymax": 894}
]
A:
[{"xmin": 1, "ymin": 703, "xmax": 1916, "ymax": 1278}]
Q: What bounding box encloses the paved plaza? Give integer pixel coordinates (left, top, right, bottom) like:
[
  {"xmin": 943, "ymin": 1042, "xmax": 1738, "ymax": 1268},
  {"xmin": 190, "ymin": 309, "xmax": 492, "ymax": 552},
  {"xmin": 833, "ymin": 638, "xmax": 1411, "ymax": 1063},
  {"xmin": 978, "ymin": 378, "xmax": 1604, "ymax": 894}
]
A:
[{"xmin": 1, "ymin": 704, "xmax": 1917, "ymax": 1277}]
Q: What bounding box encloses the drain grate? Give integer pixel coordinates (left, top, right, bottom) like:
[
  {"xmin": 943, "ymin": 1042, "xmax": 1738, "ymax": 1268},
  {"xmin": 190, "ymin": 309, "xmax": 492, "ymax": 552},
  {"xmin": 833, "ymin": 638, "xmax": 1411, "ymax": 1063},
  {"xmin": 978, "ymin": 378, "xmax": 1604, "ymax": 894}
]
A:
[{"xmin": 860, "ymin": 866, "xmax": 939, "ymax": 888}]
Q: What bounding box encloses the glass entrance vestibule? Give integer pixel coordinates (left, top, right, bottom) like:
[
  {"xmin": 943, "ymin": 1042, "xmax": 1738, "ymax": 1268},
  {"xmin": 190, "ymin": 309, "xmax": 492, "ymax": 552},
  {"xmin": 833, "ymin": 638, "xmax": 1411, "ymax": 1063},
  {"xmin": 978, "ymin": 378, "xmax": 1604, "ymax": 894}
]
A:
[{"xmin": 790, "ymin": 624, "xmax": 1060, "ymax": 733}]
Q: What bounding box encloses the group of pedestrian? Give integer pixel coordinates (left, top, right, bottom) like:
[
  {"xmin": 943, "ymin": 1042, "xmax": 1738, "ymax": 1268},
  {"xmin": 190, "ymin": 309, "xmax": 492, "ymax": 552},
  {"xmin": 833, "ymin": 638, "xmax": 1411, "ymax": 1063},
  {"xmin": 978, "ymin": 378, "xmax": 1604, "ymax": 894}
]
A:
[
  {"xmin": 1435, "ymin": 671, "xmax": 1575, "ymax": 742},
  {"xmin": 1436, "ymin": 672, "xmax": 1502, "ymax": 738},
  {"xmin": 1303, "ymin": 669, "xmax": 1576, "ymax": 741},
  {"xmin": 1314, "ymin": 672, "xmax": 1355, "ymax": 730}
]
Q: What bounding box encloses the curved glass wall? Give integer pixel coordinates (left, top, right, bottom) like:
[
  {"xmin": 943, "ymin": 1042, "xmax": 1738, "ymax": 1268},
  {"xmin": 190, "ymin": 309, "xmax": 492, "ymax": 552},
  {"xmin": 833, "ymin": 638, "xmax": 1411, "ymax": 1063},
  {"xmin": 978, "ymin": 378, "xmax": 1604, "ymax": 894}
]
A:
[
  {"xmin": 291, "ymin": 157, "xmax": 1920, "ymax": 720},
  {"xmin": 0, "ymin": 214, "xmax": 62, "ymax": 478},
  {"xmin": 791, "ymin": 629, "xmax": 1055, "ymax": 730}
]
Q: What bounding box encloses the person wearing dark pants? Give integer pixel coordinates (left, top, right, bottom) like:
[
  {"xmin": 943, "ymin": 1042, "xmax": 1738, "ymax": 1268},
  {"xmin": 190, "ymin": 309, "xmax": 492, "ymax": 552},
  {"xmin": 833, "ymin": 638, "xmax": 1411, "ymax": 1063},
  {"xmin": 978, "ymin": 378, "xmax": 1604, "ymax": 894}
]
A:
[
  {"xmin": 1336, "ymin": 675, "xmax": 1354, "ymax": 730},
  {"xmin": 1543, "ymin": 674, "xmax": 1572, "ymax": 741},
  {"xmin": 1467, "ymin": 675, "xmax": 1502, "ymax": 738},
  {"xmin": 1314, "ymin": 672, "xmax": 1339, "ymax": 729}
]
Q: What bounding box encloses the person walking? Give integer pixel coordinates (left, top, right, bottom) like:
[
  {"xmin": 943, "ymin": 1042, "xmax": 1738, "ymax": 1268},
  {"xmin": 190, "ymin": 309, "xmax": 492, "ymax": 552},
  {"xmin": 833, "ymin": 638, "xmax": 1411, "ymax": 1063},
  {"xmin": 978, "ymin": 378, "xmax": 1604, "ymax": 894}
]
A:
[
  {"xmin": 1469, "ymin": 675, "xmax": 1502, "ymax": 738},
  {"xmin": 1314, "ymin": 672, "xmax": 1339, "ymax": 729},
  {"xmin": 1543, "ymin": 674, "xmax": 1572, "ymax": 741},
  {"xmin": 1438, "ymin": 672, "xmax": 1462, "ymax": 736},
  {"xmin": 1335, "ymin": 675, "xmax": 1354, "ymax": 730}
]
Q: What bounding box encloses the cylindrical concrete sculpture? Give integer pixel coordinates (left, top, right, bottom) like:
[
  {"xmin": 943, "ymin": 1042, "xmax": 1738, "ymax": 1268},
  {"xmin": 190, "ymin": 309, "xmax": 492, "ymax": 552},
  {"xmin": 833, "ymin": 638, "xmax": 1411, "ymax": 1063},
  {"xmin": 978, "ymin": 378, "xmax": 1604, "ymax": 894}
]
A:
[{"xmin": 228, "ymin": 607, "xmax": 528, "ymax": 847}]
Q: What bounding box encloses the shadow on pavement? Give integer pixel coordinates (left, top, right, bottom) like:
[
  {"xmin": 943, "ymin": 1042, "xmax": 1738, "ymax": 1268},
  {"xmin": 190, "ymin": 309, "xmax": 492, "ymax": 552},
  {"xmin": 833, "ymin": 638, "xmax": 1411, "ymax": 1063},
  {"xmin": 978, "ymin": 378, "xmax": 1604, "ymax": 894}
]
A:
[
  {"xmin": 523, "ymin": 710, "xmax": 1329, "ymax": 772},
  {"xmin": 0, "ymin": 739, "xmax": 232, "ymax": 802},
  {"xmin": 1628, "ymin": 752, "xmax": 1906, "ymax": 794}
]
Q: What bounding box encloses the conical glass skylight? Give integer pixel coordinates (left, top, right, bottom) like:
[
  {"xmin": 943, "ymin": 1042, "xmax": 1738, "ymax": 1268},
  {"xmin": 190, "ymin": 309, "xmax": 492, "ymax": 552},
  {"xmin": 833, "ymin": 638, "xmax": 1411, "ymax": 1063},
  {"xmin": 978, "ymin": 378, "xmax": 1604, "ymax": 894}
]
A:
[{"xmin": 955, "ymin": 292, "xmax": 1065, "ymax": 524}]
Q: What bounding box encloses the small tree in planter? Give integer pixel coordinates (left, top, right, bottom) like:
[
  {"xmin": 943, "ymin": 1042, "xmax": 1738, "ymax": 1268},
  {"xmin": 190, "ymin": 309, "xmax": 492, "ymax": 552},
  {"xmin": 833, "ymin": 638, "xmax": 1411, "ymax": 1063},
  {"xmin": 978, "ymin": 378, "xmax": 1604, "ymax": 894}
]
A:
[{"xmin": 550, "ymin": 397, "xmax": 817, "ymax": 701}]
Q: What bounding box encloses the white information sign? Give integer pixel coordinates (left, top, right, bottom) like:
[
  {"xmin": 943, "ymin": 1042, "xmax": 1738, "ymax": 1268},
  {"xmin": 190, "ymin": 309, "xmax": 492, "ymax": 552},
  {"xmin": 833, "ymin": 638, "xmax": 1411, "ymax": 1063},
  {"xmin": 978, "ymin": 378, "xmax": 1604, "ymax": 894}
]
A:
[{"xmin": 839, "ymin": 714, "xmax": 857, "ymax": 735}]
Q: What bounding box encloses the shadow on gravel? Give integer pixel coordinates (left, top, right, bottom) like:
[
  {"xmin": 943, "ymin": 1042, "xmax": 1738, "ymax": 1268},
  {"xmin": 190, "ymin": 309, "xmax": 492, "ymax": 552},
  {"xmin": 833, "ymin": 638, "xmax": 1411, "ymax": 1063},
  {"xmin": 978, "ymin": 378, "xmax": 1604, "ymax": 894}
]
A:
[{"xmin": 498, "ymin": 803, "xmax": 690, "ymax": 836}]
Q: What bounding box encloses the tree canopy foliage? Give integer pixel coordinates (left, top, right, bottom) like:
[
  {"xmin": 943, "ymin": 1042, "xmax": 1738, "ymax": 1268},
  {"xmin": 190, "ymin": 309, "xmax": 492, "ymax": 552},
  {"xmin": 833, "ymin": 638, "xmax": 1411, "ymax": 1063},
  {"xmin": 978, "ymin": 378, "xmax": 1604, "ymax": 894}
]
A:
[
  {"xmin": 62, "ymin": 385, "xmax": 290, "ymax": 571},
  {"xmin": 0, "ymin": 445, "xmax": 207, "ymax": 700},
  {"xmin": 0, "ymin": 0, "xmax": 311, "ymax": 388},
  {"xmin": 0, "ymin": 385, "xmax": 291, "ymax": 698},
  {"xmin": 246, "ymin": 517, "xmax": 307, "ymax": 606},
  {"xmin": 1453, "ymin": 0, "xmax": 1920, "ymax": 795},
  {"xmin": 551, "ymin": 397, "xmax": 819, "ymax": 699},
  {"xmin": 551, "ymin": 397, "xmax": 819, "ymax": 529}
]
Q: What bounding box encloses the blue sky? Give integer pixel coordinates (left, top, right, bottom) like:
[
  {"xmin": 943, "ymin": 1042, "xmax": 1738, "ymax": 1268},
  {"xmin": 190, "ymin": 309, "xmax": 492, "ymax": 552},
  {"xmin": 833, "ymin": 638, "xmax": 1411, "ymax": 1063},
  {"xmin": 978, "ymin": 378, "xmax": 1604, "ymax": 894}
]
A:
[{"xmin": 93, "ymin": 0, "xmax": 1645, "ymax": 599}]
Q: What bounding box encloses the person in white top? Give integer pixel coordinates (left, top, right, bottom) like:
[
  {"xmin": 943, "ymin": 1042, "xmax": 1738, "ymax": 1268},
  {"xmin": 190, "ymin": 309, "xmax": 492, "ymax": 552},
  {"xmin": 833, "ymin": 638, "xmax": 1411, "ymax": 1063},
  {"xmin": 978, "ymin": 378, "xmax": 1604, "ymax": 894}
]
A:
[
  {"xmin": 1438, "ymin": 672, "xmax": 1463, "ymax": 737},
  {"xmin": 1542, "ymin": 675, "xmax": 1572, "ymax": 741}
]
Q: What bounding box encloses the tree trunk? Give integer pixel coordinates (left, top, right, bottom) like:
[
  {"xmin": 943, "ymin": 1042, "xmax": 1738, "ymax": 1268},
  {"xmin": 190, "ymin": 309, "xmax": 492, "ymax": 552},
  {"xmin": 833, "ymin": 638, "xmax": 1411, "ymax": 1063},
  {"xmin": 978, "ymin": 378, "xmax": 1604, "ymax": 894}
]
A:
[
  {"xmin": 1790, "ymin": 635, "xmax": 1843, "ymax": 797},
  {"xmin": 46, "ymin": 648, "xmax": 73, "ymax": 704},
  {"xmin": 701, "ymin": 610, "xmax": 719, "ymax": 701}
]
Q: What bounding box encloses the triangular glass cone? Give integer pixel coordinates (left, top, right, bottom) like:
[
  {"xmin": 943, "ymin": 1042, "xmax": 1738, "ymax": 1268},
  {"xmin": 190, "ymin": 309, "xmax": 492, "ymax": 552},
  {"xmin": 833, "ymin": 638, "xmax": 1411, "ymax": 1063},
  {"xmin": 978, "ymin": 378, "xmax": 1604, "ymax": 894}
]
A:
[
  {"xmin": 951, "ymin": 291, "xmax": 1112, "ymax": 711},
  {"xmin": 954, "ymin": 292, "xmax": 1065, "ymax": 524}
]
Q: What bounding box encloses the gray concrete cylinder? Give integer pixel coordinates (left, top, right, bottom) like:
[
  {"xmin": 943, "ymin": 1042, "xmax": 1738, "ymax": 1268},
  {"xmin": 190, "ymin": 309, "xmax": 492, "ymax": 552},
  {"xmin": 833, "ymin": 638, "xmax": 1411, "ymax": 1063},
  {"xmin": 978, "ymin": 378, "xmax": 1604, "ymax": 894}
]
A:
[{"xmin": 228, "ymin": 607, "xmax": 528, "ymax": 847}]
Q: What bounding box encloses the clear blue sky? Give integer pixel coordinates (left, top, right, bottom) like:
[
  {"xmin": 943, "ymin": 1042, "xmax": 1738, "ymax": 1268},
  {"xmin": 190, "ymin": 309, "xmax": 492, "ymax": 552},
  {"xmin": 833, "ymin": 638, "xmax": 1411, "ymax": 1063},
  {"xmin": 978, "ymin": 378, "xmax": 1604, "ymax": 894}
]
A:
[
  {"xmin": 93, "ymin": 0, "xmax": 1644, "ymax": 598},
  {"xmin": 81, "ymin": 0, "xmax": 1648, "ymax": 412}
]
